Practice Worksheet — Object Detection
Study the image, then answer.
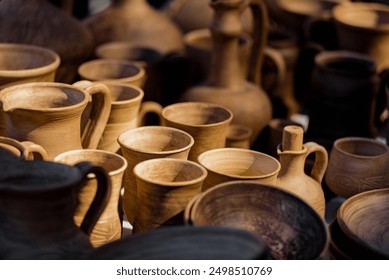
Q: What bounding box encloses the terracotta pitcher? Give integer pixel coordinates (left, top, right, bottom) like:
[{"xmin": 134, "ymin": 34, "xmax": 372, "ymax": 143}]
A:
[
  {"xmin": 0, "ymin": 82, "xmax": 111, "ymax": 159},
  {"xmin": 0, "ymin": 43, "xmax": 60, "ymax": 90},
  {"xmin": 0, "ymin": 159, "xmax": 110, "ymax": 259},
  {"xmin": 275, "ymin": 125, "xmax": 328, "ymax": 217},
  {"xmin": 0, "ymin": 0, "xmax": 94, "ymax": 83},
  {"xmin": 180, "ymin": 0, "xmax": 272, "ymax": 143},
  {"xmin": 0, "ymin": 136, "xmax": 48, "ymax": 160},
  {"xmin": 83, "ymin": 0, "xmax": 184, "ymax": 55},
  {"xmin": 55, "ymin": 149, "xmax": 127, "ymax": 247}
]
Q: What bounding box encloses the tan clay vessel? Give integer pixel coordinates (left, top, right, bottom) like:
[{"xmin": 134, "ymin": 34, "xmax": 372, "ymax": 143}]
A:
[
  {"xmin": 225, "ymin": 124, "xmax": 252, "ymax": 149},
  {"xmin": 275, "ymin": 125, "xmax": 328, "ymax": 217},
  {"xmin": 118, "ymin": 126, "xmax": 194, "ymax": 226},
  {"xmin": 83, "ymin": 0, "xmax": 184, "ymax": 55},
  {"xmin": 197, "ymin": 147, "xmax": 281, "ymax": 191},
  {"xmin": 0, "ymin": 0, "xmax": 94, "ymax": 83},
  {"xmin": 133, "ymin": 158, "xmax": 207, "ymax": 233},
  {"xmin": 0, "ymin": 43, "xmax": 60, "ymax": 90},
  {"xmin": 0, "ymin": 81, "xmax": 111, "ymax": 159},
  {"xmin": 162, "ymin": 102, "xmax": 233, "ymax": 162},
  {"xmin": 325, "ymin": 137, "xmax": 389, "ymax": 198},
  {"xmin": 180, "ymin": 0, "xmax": 272, "ymax": 143},
  {"xmin": 0, "ymin": 159, "xmax": 111, "ymax": 259},
  {"xmin": 55, "ymin": 149, "xmax": 127, "ymax": 247}
]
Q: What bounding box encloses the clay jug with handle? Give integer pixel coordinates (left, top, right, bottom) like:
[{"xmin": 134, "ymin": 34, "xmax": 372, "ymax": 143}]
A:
[
  {"xmin": 180, "ymin": 0, "xmax": 272, "ymax": 143},
  {"xmin": 0, "ymin": 81, "xmax": 111, "ymax": 159},
  {"xmin": 275, "ymin": 125, "xmax": 328, "ymax": 217},
  {"xmin": 0, "ymin": 159, "xmax": 111, "ymax": 259},
  {"xmin": 0, "ymin": 136, "xmax": 48, "ymax": 160}
]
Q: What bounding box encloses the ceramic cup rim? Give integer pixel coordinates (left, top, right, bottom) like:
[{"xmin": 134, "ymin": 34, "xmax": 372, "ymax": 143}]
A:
[
  {"xmin": 0, "ymin": 82, "xmax": 90, "ymax": 112},
  {"xmin": 162, "ymin": 102, "xmax": 233, "ymax": 128},
  {"xmin": 78, "ymin": 58, "xmax": 146, "ymax": 83},
  {"xmin": 333, "ymin": 137, "xmax": 389, "ymax": 159},
  {"xmin": 100, "ymin": 81, "xmax": 144, "ymax": 105},
  {"xmin": 54, "ymin": 149, "xmax": 128, "ymax": 176},
  {"xmin": 117, "ymin": 126, "xmax": 195, "ymax": 155},
  {"xmin": 0, "ymin": 43, "xmax": 60, "ymax": 78},
  {"xmin": 134, "ymin": 158, "xmax": 208, "ymax": 187},
  {"xmin": 197, "ymin": 147, "xmax": 281, "ymax": 179}
]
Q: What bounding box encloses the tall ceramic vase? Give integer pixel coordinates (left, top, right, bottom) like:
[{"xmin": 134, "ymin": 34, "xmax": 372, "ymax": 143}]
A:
[
  {"xmin": 180, "ymin": 0, "xmax": 272, "ymax": 143},
  {"xmin": 0, "ymin": 0, "xmax": 94, "ymax": 83},
  {"xmin": 83, "ymin": 0, "xmax": 184, "ymax": 55}
]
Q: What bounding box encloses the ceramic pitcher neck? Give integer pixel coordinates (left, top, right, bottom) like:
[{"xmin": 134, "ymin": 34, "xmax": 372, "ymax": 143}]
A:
[
  {"xmin": 278, "ymin": 149, "xmax": 307, "ymax": 178},
  {"xmin": 208, "ymin": 0, "xmax": 246, "ymax": 89}
]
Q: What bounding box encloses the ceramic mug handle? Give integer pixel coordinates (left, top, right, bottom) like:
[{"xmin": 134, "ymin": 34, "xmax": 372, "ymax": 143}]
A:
[
  {"xmin": 73, "ymin": 80, "xmax": 112, "ymax": 149},
  {"xmin": 21, "ymin": 141, "xmax": 48, "ymax": 160},
  {"xmin": 137, "ymin": 101, "xmax": 163, "ymax": 126},
  {"xmin": 304, "ymin": 142, "xmax": 328, "ymax": 184},
  {"xmin": 75, "ymin": 161, "xmax": 111, "ymax": 236}
]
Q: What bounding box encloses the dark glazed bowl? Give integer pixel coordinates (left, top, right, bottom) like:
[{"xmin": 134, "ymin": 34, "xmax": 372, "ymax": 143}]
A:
[
  {"xmin": 187, "ymin": 181, "xmax": 329, "ymax": 259},
  {"xmin": 88, "ymin": 226, "xmax": 270, "ymax": 260}
]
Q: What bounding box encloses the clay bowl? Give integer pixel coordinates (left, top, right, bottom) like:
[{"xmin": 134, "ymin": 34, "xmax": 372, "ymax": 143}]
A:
[
  {"xmin": 337, "ymin": 189, "xmax": 389, "ymax": 259},
  {"xmin": 187, "ymin": 181, "xmax": 329, "ymax": 259},
  {"xmin": 88, "ymin": 226, "xmax": 270, "ymax": 260}
]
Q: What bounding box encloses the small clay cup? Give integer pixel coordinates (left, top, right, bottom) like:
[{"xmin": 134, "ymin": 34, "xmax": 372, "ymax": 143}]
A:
[
  {"xmin": 225, "ymin": 124, "xmax": 252, "ymax": 149},
  {"xmin": 197, "ymin": 148, "xmax": 281, "ymax": 191},
  {"xmin": 133, "ymin": 158, "xmax": 207, "ymax": 233},
  {"xmin": 54, "ymin": 149, "xmax": 127, "ymax": 247},
  {"xmin": 78, "ymin": 59, "xmax": 146, "ymax": 88},
  {"xmin": 162, "ymin": 102, "xmax": 233, "ymax": 162},
  {"xmin": 118, "ymin": 126, "xmax": 194, "ymax": 226},
  {"xmin": 325, "ymin": 137, "xmax": 389, "ymax": 198}
]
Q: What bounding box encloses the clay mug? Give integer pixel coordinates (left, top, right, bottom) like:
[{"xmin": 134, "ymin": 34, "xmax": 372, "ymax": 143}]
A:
[
  {"xmin": 197, "ymin": 148, "xmax": 281, "ymax": 191},
  {"xmin": 92, "ymin": 82, "xmax": 163, "ymax": 153},
  {"xmin": 333, "ymin": 2, "xmax": 389, "ymax": 72},
  {"xmin": 0, "ymin": 136, "xmax": 48, "ymax": 160},
  {"xmin": 161, "ymin": 102, "xmax": 233, "ymax": 162},
  {"xmin": 0, "ymin": 43, "xmax": 60, "ymax": 90},
  {"xmin": 118, "ymin": 126, "xmax": 194, "ymax": 226},
  {"xmin": 0, "ymin": 81, "xmax": 111, "ymax": 159},
  {"xmin": 133, "ymin": 158, "xmax": 207, "ymax": 233},
  {"xmin": 225, "ymin": 124, "xmax": 252, "ymax": 149},
  {"xmin": 303, "ymin": 50, "xmax": 388, "ymax": 144},
  {"xmin": 78, "ymin": 59, "xmax": 146, "ymax": 88},
  {"xmin": 325, "ymin": 137, "xmax": 389, "ymax": 198},
  {"xmin": 54, "ymin": 149, "xmax": 127, "ymax": 247},
  {"xmin": 0, "ymin": 159, "xmax": 111, "ymax": 259},
  {"xmin": 95, "ymin": 42, "xmax": 164, "ymax": 103}
]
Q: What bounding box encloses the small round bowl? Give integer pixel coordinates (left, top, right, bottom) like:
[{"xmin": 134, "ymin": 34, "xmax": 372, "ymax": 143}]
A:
[
  {"xmin": 187, "ymin": 181, "xmax": 329, "ymax": 259},
  {"xmin": 88, "ymin": 226, "xmax": 270, "ymax": 260},
  {"xmin": 337, "ymin": 188, "xmax": 389, "ymax": 259}
]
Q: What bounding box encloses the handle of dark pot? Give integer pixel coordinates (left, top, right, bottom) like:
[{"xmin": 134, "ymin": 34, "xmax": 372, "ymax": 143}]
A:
[
  {"xmin": 262, "ymin": 47, "xmax": 287, "ymax": 98},
  {"xmin": 73, "ymin": 80, "xmax": 112, "ymax": 149},
  {"xmin": 75, "ymin": 161, "xmax": 111, "ymax": 236},
  {"xmin": 370, "ymin": 68, "xmax": 389, "ymax": 138},
  {"xmin": 247, "ymin": 0, "xmax": 269, "ymax": 85},
  {"xmin": 304, "ymin": 142, "xmax": 328, "ymax": 184}
]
